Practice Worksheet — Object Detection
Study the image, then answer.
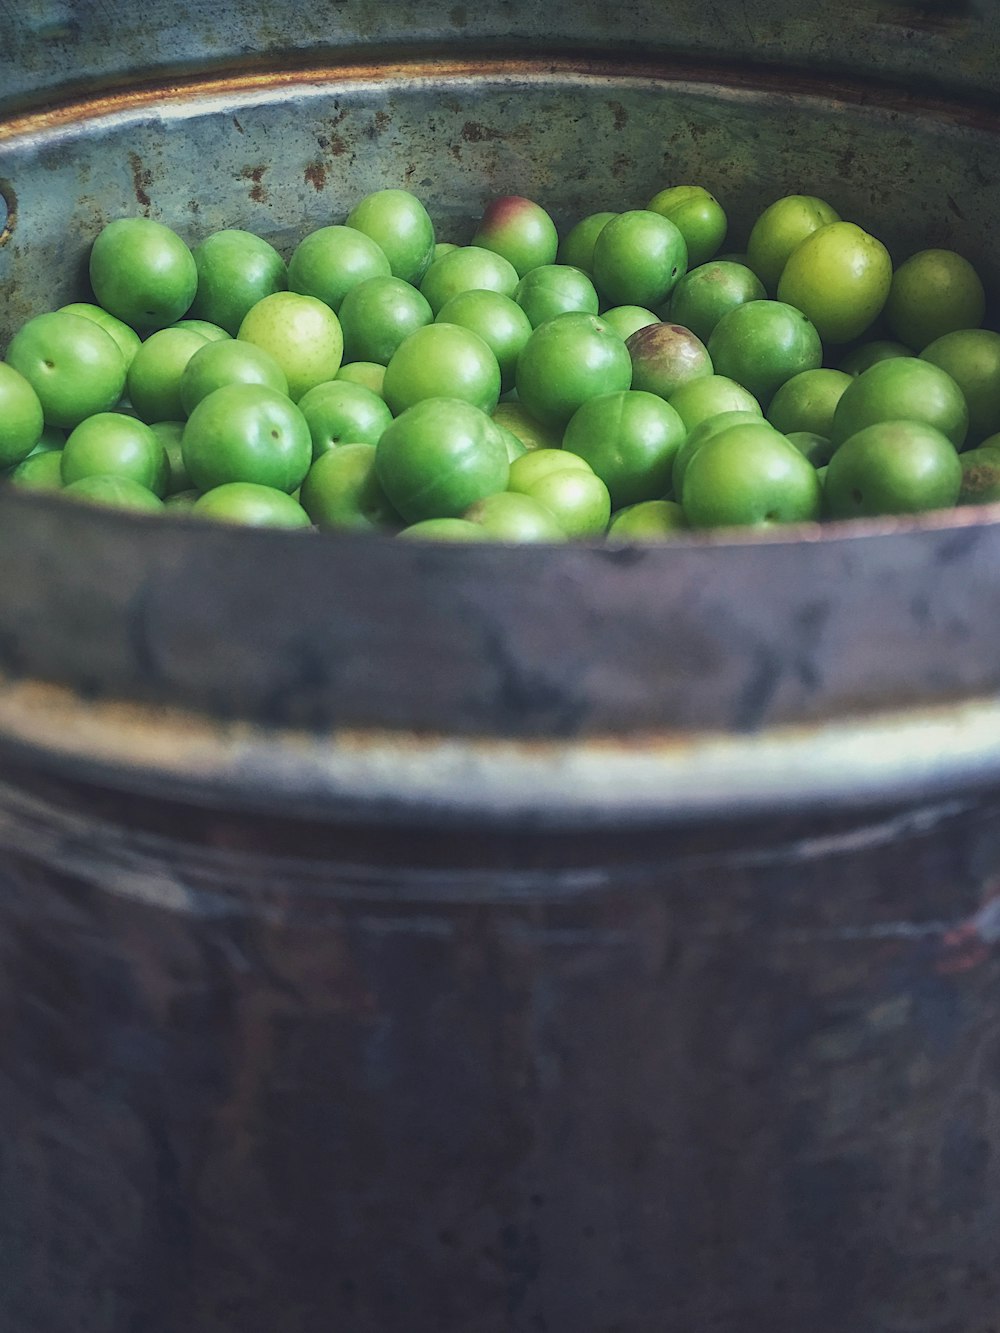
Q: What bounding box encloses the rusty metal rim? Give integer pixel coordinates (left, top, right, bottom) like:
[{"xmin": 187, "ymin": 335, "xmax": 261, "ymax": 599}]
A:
[
  {"xmin": 4, "ymin": 52, "xmax": 1000, "ymax": 144},
  {"xmin": 0, "ymin": 673, "xmax": 998, "ymax": 824}
]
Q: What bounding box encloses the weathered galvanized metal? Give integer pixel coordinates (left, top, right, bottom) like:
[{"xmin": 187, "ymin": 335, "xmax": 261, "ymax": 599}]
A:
[{"xmin": 2, "ymin": 4, "xmax": 1000, "ymax": 1331}]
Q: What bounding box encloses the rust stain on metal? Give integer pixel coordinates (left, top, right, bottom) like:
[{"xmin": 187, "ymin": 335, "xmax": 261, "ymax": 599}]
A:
[
  {"xmin": 372, "ymin": 109, "xmax": 391, "ymax": 135},
  {"xmin": 304, "ymin": 161, "xmax": 325, "ymax": 192},
  {"xmin": 240, "ymin": 164, "xmax": 268, "ymax": 204},
  {"xmin": 0, "ymin": 178, "xmax": 16, "ymax": 247},
  {"xmin": 127, "ymin": 150, "xmax": 152, "ymax": 210},
  {"xmin": 607, "ymin": 100, "xmax": 628, "ymax": 131}
]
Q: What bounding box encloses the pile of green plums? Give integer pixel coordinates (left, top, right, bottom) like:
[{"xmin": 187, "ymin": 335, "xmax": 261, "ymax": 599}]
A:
[{"xmin": 1, "ymin": 183, "xmax": 997, "ymax": 541}]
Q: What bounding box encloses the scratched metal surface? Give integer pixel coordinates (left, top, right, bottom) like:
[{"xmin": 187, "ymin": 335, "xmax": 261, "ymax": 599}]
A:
[{"xmin": 0, "ymin": 764, "xmax": 999, "ymax": 1332}]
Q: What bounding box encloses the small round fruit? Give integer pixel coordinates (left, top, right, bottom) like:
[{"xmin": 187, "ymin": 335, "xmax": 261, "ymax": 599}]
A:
[
  {"xmin": 591, "ymin": 209, "xmax": 688, "ymax": 308},
  {"xmin": 299, "ymin": 443, "xmax": 401, "ymax": 531},
  {"xmin": 383, "ymin": 323, "xmax": 501, "ymax": 416},
  {"xmin": 463, "ymin": 491, "xmax": 567, "ymax": 542},
  {"xmin": 375, "ymin": 397, "xmax": 509, "ymax": 521},
  {"xmin": 824, "ymin": 419, "xmax": 962, "ymax": 518},
  {"xmin": 518, "ymin": 467, "xmax": 611, "ymax": 538},
  {"xmin": 514, "ymin": 265, "xmax": 600, "ymax": 328},
  {"xmin": 193, "ymin": 482, "xmax": 312, "ymax": 528},
  {"xmin": 89, "ymin": 217, "xmax": 198, "ymax": 331},
  {"xmin": 666, "ymin": 261, "xmax": 766, "ymax": 344},
  {"xmin": 668, "ymin": 375, "xmax": 761, "ymax": 433},
  {"xmin": 671, "ymin": 410, "xmax": 783, "ymax": 498},
  {"xmin": 0, "ymin": 362, "xmax": 44, "ymax": 466},
  {"xmin": 436, "ymin": 290, "xmax": 533, "ymax": 395},
  {"xmin": 336, "ymin": 362, "xmax": 386, "ymax": 397},
  {"xmin": 61, "ymin": 413, "xmax": 169, "ymax": 495},
  {"xmin": 188, "ymin": 229, "xmax": 288, "ymax": 335},
  {"xmin": 958, "ymin": 447, "xmax": 1000, "ymax": 505},
  {"xmin": 646, "ymin": 185, "xmax": 727, "ymax": 268},
  {"xmin": 508, "ymin": 449, "xmax": 594, "ymax": 491},
  {"xmin": 921, "ymin": 328, "xmax": 1000, "ymax": 445},
  {"xmin": 62, "ymin": 475, "xmax": 165, "ymax": 512},
  {"xmin": 681, "ymin": 423, "xmax": 822, "ymax": 528},
  {"xmin": 607, "ymin": 499, "xmax": 688, "ymax": 540},
  {"xmin": 398, "ymin": 517, "xmax": 489, "ymax": 541},
  {"xmin": 561, "ymin": 389, "xmax": 686, "ymax": 509},
  {"xmin": 179, "ymin": 338, "xmax": 288, "ymax": 415},
  {"xmin": 884, "ymin": 248, "xmax": 986, "ymax": 351},
  {"xmin": 297, "ymin": 379, "xmax": 393, "ymax": 457},
  {"xmin": 471, "ymin": 196, "xmax": 559, "ymax": 277},
  {"xmin": 6, "ymin": 311, "xmax": 127, "ymax": 429},
  {"xmin": 767, "ymin": 368, "xmax": 852, "ymax": 439},
  {"xmin": 514, "ymin": 312, "xmax": 633, "ymax": 430},
  {"xmin": 491, "ymin": 401, "xmax": 563, "ymax": 452},
  {"xmin": 777, "ymin": 222, "xmax": 892, "ymax": 344},
  {"xmin": 830, "ymin": 356, "xmax": 968, "ymax": 449},
  {"xmin": 287, "ymin": 225, "xmax": 391, "ymax": 312},
  {"xmin": 59, "ymin": 302, "xmax": 142, "ymax": 369},
  {"xmin": 126, "ymin": 327, "xmax": 209, "ymax": 422},
  {"xmin": 707, "ymin": 300, "xmax": 823, "ymax": 406},
  {"xmin": 172, "ymin": 319, "xmax": 231, "ymax": 343},
  {"xmin": 419, "ymin": 245, "xmax": 520, "ymax": 316},
  {"xmin": 238, "ymin": 292, "xmax": 343, "ymax": 400},
  {"xmin": 7, "ymin": 449, "xmax": 65, "ymax": 491},
  {"xmin": 626, "ymin": 322, "xmax": 713, "ymax": 399},
  {"xmin": 345, "ymin": 189, "xmax": 436, "ymax": 286},
  {"xmin": 600, "ymin": 306, "xmax": 661, "ymax": 340},
  {"xmin": 557, "ymin": 212, "xmax": 617, "ymax": 272},
  {"xmin": 746, "ymin": 194, "xmax": 840, "ymax": 293},
  {"xmin": 181, "ymin": 382, "xmax": 312, "ymax": 493},
  {"xmin": 337, "ymin": 276, "xmax": 433, "ymax": 365}
]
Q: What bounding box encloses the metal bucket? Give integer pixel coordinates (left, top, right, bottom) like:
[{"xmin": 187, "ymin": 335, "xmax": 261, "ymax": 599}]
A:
[{"xmin": 3, "ymin": 4, "xmax": 1000, "ymax": 1329}]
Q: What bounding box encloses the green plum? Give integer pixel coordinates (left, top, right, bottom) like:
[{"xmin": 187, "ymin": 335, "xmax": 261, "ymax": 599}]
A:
[
  {"xmin": 89, "ymin": 216, "xmax": 197, "ymax": 331},
  {"xmin": 682, "ymin": 422, "xmax": 822, "ymax": 528},
  {"xmin": 287, "ymin": 225, "xmax": 391, "ymax": 312},
  {"xmin": 383, "ymin": 323, "xmax": 501, "ymax": 416},
  {"xmin": 192, "ymin": 482, "xmax": 312, "ymax": 527},
  {"xmin": 299, "ymin": 442, "xmax": 401, "ymax": 530},
  {"xmin": 345, "ymin": 188, "xmax": 436, "ymax": 286},
  {"xmin": 61, "ymin": 412, "xmax": 169, "ymax": 495},
  {"xmin": 375, "ymin": 397, "xmax": 509, "ymax": 521},
  {"xmin": 824, "ymin": 419, "xmax": 962, "ymax": 518},
  {"xmin": 188, "ymin": 228, "xmax": 288, "ymax": 335},
  {"xmin": 419, "ymin": 245, "xmax": 519, "ymax": 316},
  {"xmin": 514, "ymin": 312, "xmax": 632, "ymax": 430},
  {"xmin": 646, "ymin": 185, "xmax": 727, "ymax": 268},
  {"xmin": 238, "ymin": 292, "xmax": 343, "ymax": 400},
  {"xmin": 514, "ymin": 265, "xmax": 600, "ymax": 328},
  {"xmin": 562, "ymin": 389, "xmax": 686, "ymax": 508},
  {"xmin": 297, "ymin": 379, "xmax": 393, "ymax": 457},
  {"xmin": 6, "ymin": 311, "xmax": 127, "ymax": 429},
  {"xmin": 0, "ymin": 362, "xmax": 44, "ymax": 466},
  {"xmin": 471, "ymin": 196, "xmax": 560, "ymax": 277},
  {"xmin": 830, "ymin": 356, "xmax": 968, "ymax": 449},
  {"xmin": 181, "ymin": 382, "xmax": 312, "ymax": 493},
  {"xmin": 337, "ymin": 276, "xmax": 433, "ymax": 365},
  {"xmin": 707, "ymin": 300, "xmax": 823, "ymax": 407},
  {"xmin": 592, "ymin": 210, "xmax": 688, "ymax": 308}
]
